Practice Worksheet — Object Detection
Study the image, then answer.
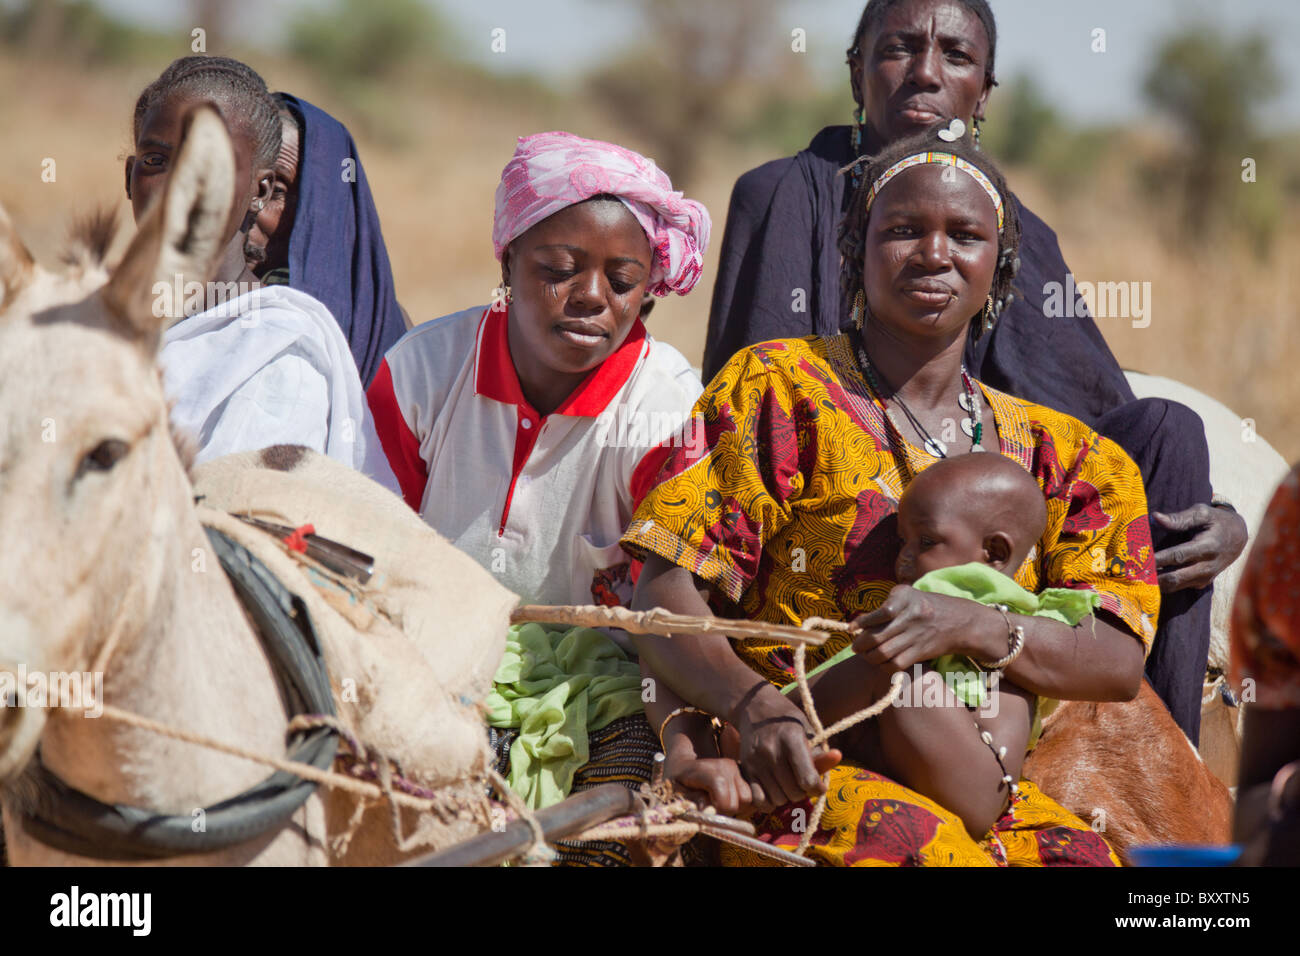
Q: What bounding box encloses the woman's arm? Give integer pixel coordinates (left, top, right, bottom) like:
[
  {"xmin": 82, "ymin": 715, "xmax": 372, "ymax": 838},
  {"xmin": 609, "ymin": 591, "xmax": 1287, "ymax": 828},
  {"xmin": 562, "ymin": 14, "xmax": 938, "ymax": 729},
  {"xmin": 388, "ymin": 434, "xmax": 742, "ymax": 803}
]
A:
[
  {"xmin": 640, "ymin": 657, "xmax": 755, "ymax": 815},
  {"xmin": 632, "ymin": 556, "xmax": 836, "ymax": 810},
  {"xmin": 850, "ymin": 585, "xmax": 1144, "ymax": 703}
]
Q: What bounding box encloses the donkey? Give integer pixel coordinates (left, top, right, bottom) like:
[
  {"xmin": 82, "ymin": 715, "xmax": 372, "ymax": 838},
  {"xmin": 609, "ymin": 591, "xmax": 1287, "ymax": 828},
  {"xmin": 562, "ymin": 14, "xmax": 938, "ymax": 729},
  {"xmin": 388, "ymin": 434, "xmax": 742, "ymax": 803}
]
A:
[{"xmin": 0, "ymin": 105, "xmax": 514, "ymax": 865}]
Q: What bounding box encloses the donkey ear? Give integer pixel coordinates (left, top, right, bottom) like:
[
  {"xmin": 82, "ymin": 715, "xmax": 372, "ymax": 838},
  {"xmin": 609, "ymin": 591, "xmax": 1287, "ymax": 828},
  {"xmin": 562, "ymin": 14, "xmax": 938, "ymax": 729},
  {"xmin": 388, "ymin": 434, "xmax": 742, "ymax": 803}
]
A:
[
  {"xmin": 103, "ymin": 103, "xmax": 235, "ymax": 350},
  {"xmin": 0, "ymin": 202, "xmax": 36, "ymax": 314}
]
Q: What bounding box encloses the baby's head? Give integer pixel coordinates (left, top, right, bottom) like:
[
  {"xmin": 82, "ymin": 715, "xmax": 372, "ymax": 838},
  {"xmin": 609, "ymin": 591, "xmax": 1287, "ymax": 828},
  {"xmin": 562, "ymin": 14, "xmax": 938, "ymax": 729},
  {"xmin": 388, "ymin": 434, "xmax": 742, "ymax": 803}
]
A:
[{"xmin": 895, "ymin": 453, "xmax": 1047, "ymax": 585}]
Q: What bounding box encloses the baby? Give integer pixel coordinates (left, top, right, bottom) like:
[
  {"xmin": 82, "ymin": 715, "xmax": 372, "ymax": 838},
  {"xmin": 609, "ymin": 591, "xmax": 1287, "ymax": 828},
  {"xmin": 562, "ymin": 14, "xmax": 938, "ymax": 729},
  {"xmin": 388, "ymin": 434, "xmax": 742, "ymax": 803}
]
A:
[
  {"xmin": 793, "ymin": 453, "xmax": 1099, "ymax": 804},
  {"xmin": 894, "ymin": 452, "xmax": 1047, "ymax": 590}
]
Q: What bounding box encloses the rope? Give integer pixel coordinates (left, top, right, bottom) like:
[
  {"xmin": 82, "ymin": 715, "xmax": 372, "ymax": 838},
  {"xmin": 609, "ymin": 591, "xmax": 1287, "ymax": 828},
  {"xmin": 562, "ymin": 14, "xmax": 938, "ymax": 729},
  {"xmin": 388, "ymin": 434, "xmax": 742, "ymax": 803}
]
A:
[
  {"xmin": 789, "ymin": 617, "xmax": 904, "ymax": 857},
  {"xmin": 553, "ymin": 614, "xmax": 902, "ymax": 865},
  {"xmin": 484, "ymin": 767, "xmax": 556, "ymax": 866},
  {"xmin": 87, "ymin": 593, "xmax": 897, "ymax": 866},
  {"xmin": 96, "ymin": 704, "xmax": 487, "ymax": 825},
  {"xmin": 575, "ymin": 821, "xmax": 703, "ymax": 843},
  {"xmin": 567, "ymin": 801, "xmax": 817, "ymax": 867}
]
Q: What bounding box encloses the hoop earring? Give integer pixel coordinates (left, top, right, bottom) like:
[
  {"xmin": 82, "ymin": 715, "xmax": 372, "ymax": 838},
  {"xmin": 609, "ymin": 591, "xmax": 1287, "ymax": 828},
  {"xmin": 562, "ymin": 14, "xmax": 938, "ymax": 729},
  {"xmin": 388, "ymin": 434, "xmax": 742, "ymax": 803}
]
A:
[
  {"xmin": 852, "ymin": 289, "xmax": 866, "ymax": 330},
  {"xmin": 982, "ymin": 293, "xmax": 995, "ymax": 332}
]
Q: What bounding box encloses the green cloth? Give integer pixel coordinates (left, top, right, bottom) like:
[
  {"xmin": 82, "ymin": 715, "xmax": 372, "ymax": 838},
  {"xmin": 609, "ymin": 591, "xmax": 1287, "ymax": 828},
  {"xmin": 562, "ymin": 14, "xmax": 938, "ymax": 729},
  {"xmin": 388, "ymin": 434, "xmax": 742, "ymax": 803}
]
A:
[
  {"xmin": 782, "ymin": 563, "xmax": 1100, "ymax": 711},
  {"xmin": 485, "ymin": 623, "xmax": 645, "ymax": 810}
]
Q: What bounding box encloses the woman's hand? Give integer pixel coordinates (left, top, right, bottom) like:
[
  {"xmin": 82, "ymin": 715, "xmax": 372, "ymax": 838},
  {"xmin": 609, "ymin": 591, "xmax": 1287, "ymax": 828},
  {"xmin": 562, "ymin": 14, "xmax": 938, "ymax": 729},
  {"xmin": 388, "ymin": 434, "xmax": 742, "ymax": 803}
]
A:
[
  {"xmin": 732, "ymin": 690, "xmax": 841, "ymax": 812},
  {"xmin": 851, "ymin": 585, "xmax": 999, "ymax": 669},
  {"xmin": 1152, "ymin": 503, "xmax": 1248, "ymax": 592}
]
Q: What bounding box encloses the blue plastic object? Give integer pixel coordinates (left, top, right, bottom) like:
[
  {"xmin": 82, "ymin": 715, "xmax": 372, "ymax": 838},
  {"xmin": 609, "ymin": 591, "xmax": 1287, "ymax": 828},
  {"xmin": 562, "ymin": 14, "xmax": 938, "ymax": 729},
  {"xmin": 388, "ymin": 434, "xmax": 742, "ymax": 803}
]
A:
[{"xmin": 1127, "ymin": 844, "xmax": 1243, "ymax": 867}]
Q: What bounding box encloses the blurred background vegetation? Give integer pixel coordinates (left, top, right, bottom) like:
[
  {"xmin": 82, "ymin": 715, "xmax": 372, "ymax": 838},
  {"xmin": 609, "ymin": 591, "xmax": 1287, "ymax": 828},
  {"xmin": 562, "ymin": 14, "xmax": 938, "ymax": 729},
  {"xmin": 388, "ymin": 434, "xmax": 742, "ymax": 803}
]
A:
[{"xmin": 1, "ymin": 0, "xmax": 1296, "ymax": 459}]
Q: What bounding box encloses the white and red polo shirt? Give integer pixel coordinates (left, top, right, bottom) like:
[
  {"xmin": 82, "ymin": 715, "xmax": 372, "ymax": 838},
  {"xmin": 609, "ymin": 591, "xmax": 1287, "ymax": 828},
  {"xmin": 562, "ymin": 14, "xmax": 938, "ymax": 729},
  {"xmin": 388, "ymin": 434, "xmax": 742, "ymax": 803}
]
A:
[{"xmin": 366, "ymin": 302, "xmax": 702, "ymax": 608}]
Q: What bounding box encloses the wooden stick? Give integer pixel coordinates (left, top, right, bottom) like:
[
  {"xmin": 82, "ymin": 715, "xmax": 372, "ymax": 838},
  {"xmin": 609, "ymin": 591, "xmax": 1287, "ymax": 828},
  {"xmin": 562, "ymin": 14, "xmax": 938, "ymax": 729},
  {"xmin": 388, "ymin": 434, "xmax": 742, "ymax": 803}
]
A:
[
  {"xmin": 679, "ymin": 809, "xmax": 756, "ymax": 837},
  {"xmin": 511, "ymin": 604, "xmax": 831, "ymax": 647},
  {"xmin": 701, "ymin": 828, "xmax": 818, "ymax": 867},
  {"xmin": 406, "ymin": 784, "xmax": 638, "ymax": 868}
]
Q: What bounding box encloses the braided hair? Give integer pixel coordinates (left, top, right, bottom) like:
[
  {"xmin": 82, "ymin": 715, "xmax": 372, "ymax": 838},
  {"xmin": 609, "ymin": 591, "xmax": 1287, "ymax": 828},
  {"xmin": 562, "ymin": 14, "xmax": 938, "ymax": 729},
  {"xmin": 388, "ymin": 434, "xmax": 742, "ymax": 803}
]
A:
[
  {"xmin": 133, "ymin": 56, "xmax": 281, "ymax": 170},
  {"xmin": 846, "ymin": 0, "xmax": 998, "ymax": 88},
  {"xmin": 837, "ymin": 123, "xmax": 1022, "ymax": 338}
]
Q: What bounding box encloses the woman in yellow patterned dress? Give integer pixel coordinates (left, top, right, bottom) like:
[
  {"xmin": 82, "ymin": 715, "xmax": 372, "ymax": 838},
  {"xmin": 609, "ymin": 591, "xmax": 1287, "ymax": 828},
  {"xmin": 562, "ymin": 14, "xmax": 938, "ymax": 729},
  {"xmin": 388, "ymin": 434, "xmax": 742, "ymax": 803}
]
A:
[{"xmin": 621, "ymin": 124, "xmax": 1159, "ymax": 866}]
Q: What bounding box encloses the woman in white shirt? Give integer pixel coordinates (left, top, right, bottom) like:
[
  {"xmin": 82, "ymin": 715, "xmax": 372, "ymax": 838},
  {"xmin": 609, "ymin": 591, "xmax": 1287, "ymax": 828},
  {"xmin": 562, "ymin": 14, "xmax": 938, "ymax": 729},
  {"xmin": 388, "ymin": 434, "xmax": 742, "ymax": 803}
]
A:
[
  {"xmin": 125, "ymin": 55, "xmax": 393, "ymax": 487},
  {"xmin": 367, "ymin": 131, "xmax": 710, "ymax": 864}
]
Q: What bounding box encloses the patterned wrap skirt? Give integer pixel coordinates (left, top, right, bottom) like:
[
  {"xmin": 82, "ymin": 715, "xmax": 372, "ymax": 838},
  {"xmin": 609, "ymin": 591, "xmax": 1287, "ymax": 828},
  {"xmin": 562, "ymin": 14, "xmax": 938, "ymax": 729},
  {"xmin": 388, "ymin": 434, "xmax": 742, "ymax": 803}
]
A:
[{"xmin": 721, "ymin": 762, "xmax": 1121, "ymax": 867}]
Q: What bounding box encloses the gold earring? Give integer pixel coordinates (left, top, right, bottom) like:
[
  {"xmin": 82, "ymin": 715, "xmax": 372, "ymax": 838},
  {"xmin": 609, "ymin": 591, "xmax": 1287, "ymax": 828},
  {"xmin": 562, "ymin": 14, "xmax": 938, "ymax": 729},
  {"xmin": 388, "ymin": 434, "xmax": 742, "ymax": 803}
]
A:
[{"xmin": 852, "ymin": 289, "xmax": 866, "ymax": 330}]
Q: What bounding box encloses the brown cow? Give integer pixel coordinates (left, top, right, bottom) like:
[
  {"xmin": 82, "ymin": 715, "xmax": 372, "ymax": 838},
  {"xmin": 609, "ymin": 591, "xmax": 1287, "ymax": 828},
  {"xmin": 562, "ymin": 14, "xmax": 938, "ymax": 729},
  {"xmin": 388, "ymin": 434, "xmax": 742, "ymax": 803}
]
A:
[{"xmin": 1024, "ymin": 679, "xmax": 1232, "ymax": 863}]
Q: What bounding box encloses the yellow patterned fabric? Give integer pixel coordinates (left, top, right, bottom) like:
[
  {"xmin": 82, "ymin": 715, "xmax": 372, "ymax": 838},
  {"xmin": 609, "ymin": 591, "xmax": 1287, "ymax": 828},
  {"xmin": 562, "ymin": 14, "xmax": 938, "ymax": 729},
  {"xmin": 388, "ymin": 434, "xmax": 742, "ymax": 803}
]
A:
[
  {"xmin": 623, "ymin": 335, "xmax": 1158, "ymax": 682},
  {"xmin": 621, "ymin": 335, "xmax": 1159, "ymax": 866},
  {"xmin": 719, "ymin": 771, "xmax": 1121, "ymax": 867}
]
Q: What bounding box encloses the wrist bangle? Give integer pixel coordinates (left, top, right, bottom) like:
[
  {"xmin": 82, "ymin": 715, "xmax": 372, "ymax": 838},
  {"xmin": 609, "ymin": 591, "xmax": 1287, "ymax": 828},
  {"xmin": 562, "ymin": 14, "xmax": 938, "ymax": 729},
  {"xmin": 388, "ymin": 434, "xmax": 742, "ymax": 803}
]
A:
[
  {"xmin": 1211, "ymin": 494, "xmax": 1236, "ymax": 513},
  {"xmin": 976, "ymin": 604, "xmax": 1026, "ymax": 671},
  {"xmin": 657, "ymin": 706, "xmax": 721, "ymax": 749}
]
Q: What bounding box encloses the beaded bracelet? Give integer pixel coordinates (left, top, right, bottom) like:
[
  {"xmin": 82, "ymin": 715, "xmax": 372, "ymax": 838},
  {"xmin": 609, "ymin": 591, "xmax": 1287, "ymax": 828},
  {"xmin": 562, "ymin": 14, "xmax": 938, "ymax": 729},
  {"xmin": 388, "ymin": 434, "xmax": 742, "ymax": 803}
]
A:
[
  {"xmin": 658, "ymin": 706, "xmax": 722, "ymax": 750},
  {"xmin": 976, "ymin": 603, "xmax": 1026, "ymax": 671}
]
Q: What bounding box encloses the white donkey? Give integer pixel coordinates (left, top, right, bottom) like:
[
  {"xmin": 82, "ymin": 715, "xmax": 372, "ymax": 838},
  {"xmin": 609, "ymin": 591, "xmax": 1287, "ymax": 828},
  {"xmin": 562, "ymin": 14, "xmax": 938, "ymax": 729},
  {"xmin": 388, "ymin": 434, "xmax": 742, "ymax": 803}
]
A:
[{"xmin": 0, "ymin": 106, "xmax": 516, "ymax": 865}]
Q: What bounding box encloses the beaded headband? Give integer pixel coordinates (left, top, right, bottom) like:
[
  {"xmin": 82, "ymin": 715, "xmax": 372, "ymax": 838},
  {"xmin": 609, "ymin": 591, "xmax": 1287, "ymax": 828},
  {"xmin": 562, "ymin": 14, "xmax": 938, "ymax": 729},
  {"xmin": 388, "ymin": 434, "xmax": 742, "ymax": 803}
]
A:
[{"xmin": 863, "ymin": 150, "xmax": 1005, "ymax": 233}]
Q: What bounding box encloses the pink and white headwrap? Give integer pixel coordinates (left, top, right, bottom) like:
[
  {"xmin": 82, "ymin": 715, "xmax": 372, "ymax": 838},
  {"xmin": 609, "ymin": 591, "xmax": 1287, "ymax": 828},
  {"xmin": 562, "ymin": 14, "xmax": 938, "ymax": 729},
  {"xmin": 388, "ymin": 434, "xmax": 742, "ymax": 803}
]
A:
[{"xmin": 492, "ymin": 131, "xmax": 711, "ymax": 297}]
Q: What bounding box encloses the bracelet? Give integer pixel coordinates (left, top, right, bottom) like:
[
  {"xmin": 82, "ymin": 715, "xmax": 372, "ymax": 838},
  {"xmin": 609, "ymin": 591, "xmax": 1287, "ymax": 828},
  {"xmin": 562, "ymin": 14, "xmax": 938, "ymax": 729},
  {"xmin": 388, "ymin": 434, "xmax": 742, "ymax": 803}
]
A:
[
  {"xmin": 1211, "ymin": 494, "xmax": 1237, "ymax": 513},
  {"xmin": 657, "ymin": 706, "xmax": 721, "ymax": 748},
  {"xmin": 975, "ymin": 604, "xmax": 1026, "ymax": 671}
]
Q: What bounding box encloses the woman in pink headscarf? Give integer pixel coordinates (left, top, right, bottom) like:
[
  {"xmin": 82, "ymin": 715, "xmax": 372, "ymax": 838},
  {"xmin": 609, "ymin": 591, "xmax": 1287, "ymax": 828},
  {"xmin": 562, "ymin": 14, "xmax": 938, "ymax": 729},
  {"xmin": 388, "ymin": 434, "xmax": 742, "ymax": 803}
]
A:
[{"xmin": 367, "ymin": 132, "xmax": 710, "ymax": 865}]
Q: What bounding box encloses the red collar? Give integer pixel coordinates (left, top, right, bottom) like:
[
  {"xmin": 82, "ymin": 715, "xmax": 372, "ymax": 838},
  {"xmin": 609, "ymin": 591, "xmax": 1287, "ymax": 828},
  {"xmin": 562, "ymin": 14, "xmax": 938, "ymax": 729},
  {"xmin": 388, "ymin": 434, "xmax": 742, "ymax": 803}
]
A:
[{"xmin": 473, "ymin": 304, "xmax": 647, "ymax": 418}]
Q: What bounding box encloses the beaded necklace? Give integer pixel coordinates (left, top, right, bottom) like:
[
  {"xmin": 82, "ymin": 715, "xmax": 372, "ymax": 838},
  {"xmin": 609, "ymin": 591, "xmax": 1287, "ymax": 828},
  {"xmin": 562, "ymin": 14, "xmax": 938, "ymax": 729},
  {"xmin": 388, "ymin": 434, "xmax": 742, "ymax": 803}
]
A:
[{"xmin": 854, "ymin": 331, "xmax": 984, "ymax": 457}]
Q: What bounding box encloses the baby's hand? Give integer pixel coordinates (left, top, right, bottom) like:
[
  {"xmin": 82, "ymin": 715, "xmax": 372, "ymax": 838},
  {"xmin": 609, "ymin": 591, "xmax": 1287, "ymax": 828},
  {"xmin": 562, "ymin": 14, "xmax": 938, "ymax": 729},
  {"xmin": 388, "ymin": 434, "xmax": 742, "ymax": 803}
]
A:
[
  {"xmin": 668, "ymin": 755, "xmax": 753, "ymax": 816},
  {"xmin": 662, "ymin": 722, "xmax": 752, "ymax": 814}
]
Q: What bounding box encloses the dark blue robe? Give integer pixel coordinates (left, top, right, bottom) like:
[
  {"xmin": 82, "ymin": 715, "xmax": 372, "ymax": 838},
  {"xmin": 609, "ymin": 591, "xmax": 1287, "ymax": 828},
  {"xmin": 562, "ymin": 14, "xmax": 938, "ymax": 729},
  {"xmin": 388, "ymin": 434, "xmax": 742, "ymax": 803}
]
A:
[{"xmin": 278, "ymin": 94, "xmax": 407, "ymax": 389}]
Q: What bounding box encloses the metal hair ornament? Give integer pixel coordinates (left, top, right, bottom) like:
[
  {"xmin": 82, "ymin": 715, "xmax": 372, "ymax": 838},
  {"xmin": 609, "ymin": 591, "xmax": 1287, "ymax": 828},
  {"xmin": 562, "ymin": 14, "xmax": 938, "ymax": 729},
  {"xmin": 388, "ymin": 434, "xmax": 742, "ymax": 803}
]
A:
[{"xmin": 862, "ymin": 143, "xmax": 1006, "ymax": 233}]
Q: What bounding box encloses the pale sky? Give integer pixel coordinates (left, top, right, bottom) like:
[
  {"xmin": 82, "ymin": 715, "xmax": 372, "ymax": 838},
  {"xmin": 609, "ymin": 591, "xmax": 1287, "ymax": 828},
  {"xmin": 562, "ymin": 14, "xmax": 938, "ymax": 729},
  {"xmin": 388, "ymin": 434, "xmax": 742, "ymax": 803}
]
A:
[{"xmin": 92, "ymin": 0, "xmax": 1300, "ymax": 123}]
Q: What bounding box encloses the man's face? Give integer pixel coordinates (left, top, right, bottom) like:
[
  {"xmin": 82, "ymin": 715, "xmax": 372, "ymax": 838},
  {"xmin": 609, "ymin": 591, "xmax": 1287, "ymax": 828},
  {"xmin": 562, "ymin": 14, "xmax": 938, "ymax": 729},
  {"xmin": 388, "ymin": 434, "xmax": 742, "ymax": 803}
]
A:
[
  {"xmin": 246, "ymin": 113, "xmax": 300, "ymax": 275},
  {"xmin": 852, "ymin": 0, "xmax": 993, "ymax": 146}
]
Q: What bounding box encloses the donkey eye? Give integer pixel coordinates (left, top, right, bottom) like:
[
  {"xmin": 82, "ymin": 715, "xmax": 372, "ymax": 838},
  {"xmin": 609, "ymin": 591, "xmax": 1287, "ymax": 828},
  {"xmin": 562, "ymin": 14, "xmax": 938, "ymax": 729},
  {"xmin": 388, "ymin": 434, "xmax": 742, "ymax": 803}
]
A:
[{"xmin": 75, "ymin": 438, "xmax": 130, "ymax": 480}]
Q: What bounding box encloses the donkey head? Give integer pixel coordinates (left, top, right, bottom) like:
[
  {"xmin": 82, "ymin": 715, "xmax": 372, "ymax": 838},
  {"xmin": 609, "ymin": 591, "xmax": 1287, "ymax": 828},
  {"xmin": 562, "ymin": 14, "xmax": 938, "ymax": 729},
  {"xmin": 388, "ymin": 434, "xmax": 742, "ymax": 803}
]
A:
[{"xmin": 0, "ymin": 105, "xmax": 235, "ymax": 783}]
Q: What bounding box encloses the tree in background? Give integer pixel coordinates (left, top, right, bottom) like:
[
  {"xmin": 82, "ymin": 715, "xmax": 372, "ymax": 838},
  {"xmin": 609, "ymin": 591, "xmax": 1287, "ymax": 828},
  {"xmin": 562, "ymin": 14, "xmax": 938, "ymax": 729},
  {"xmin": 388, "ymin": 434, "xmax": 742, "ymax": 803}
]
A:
[
  {"xmin": 584, "ymin": 0, "xmax": 785, "ymax": 187},
  {"xmin": 1143, "ymin": 25, "xmax": 1280, "ymax": 235},
  {"xmin": 0, "ymin": 0, "xmax": 161, "ymax": 62},
  {"xmin": 289, "ymin": 0, "xmax": 442, "ymax": 84}
]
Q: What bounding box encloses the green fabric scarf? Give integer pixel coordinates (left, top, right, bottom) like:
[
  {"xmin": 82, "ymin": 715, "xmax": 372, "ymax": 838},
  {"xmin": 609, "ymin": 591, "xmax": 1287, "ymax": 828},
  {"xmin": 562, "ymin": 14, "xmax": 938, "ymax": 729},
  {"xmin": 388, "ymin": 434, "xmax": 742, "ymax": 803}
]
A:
[{"xmin": 485, "ymin": 623, "xmax": 645, "ymax": 810}]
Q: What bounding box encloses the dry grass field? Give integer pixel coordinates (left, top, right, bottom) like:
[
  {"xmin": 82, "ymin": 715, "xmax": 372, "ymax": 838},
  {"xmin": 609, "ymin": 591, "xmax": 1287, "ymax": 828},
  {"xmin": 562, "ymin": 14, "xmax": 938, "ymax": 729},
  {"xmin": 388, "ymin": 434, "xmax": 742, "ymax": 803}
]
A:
[{"xmin": 3, "ymin": 51, "xmax": 1294, "ymax": 463}]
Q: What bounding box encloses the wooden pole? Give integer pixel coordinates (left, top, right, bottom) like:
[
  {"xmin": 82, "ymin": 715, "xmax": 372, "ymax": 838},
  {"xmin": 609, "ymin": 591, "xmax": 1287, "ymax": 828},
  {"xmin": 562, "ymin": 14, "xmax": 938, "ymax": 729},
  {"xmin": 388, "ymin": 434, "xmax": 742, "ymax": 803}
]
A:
[
  {"xmin": 406, "ymin": 784, "xmax": 639, "ymax": 868},
  {"xmin": 510, "ymin": 604, "xmax": 836, "ymax": 646}
]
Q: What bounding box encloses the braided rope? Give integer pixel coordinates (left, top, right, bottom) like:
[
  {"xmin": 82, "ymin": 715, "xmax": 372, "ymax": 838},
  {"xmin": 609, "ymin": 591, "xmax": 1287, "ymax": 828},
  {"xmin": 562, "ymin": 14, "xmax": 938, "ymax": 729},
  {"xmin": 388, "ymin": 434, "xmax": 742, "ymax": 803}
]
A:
[{"xmin": 791, "ymin": 617, "xmax": 904, "ymax": 857}]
